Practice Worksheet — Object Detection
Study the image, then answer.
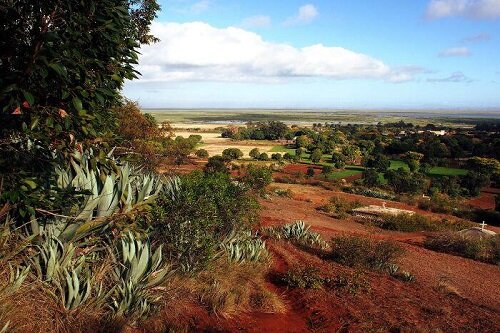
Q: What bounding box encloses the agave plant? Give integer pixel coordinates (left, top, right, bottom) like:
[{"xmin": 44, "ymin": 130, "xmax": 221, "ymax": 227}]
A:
[
  {"xmin": 221, "ymin": 231, "xmax": 267, "ymax": 264},
  {"xmin": 43, "ymin": 149, "xmax": 166, "ymax": 243},
  {"xmin": 111, "ymin": 233, "xmax": 173, "ymax": 322},
  {"xmin": 261, "ymin": 221, "xmax": 328, "ymax": 249}
]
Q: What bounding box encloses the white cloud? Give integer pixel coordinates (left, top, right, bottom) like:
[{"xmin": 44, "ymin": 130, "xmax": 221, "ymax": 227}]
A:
[
  {"xmin": 191, "ymin": 0, "xmax": 210, "ymax": 14},
  {"xmin": 284, "ymin": 4, "xmax": 319, "ymax": 26},
  {"xmin": 135, "ymin": 22, "xmax": 417, "ymax": 84},
  {"xmin": 426, "ymin": 0, "xmax": 500, "ymax": 19},
  {"xmin": 439, "ymin": 46, "xmax": 471, "ymax": 56},
  {"xmin": 240, "ymin": 15, "xmax": 272, "ymax": 29}
]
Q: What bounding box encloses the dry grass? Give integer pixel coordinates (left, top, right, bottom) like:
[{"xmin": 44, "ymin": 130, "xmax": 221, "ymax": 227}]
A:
[{"xmin": 142, "ymin": 258, "xmax": 285, "ymax": 332}]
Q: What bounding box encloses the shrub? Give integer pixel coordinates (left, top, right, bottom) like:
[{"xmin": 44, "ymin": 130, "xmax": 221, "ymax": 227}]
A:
[
  {"xmin": 306, "ymin": 167, "xmax": 315, "ymax": 177},
  {"xmin": 362, "ymin": 168, "xmax": 381, "ymax": 187},
  {"xmin": 372, "ymin": 214, "xmax": 472, "ymax": 232},
  {"xmin": 387, "ymin": 264, "xmax": 416, "ymax": 283},
  {"xmin": 317, "ymin": 196, "xmax": 361, "ymax": 219},
  {"xmin": 204, "ymin": 155, "xmax": 229, "ymax": 174},
  {"xmin": 283, "ymin": 153, "xmax": 293, "ymax": 161},
  {"xmin": 274, "ymin": 188, "xmax": 293, "ymax": 197},
  {"xmin": 195, "ymin": 149, "xmax": 209, "ymax": 158},
  {"xmin": 424, "ymin": 233, "xmax": 499, "ymax": 265},
  {"xmin": 153, "ymin": 172, "xmax": 259, "ymax": 271},
  {"xmin": 271, "ymin": 153, "xmax": 283, "ymax": 161},
  {"xmin": 222, "ymin": 148, "xmax": 243, "ymax": 161},
  {"xmin": 261, "ymin": 221, "xmax": 327, "ymax": 249},
  {"xmin": 280, "ymin": 267, "xmax": 324, "ymax": 289},
  {"xmin": 310, "ymin": 149, "xmax": 322, "ymax": 164},
  {"xmin": 324, "ymin": 271, "xmax": 370, "ymax": 294},
  {"xmin": 258, "ymin": 153, "xmax": 270, "ymax": 161},
  {"xmin": 329, "ymin": 236, "xmax": 404, "ymax": 270},
  {"xmin": 322, "ymin": 165, "xmax": 332, "ymax": 174},
  {"xmin": 242, "ymin": 165, "xmax": 273, "ymax": 192},
  {"xmin": 342, "ymin": 186, "xmax": 396, "ymax": 200},
  {"xmin": 249, "ymin": 148, "xmax": 260, "ymax": 159}
]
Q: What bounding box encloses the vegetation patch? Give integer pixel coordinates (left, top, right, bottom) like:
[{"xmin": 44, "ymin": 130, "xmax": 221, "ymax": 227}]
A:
[
  {"xmin": 370, "ymin": 213, "xmax": 473, "ymax": 232},
  {"xmin": 261, "ymin": 221, "xmax": 328, "ymax": 249},
  {"xmin": 317, "ymin": 196, "xmax": 362, "ymax": 219},
  {"xmin": 329, "ymin": 236, "xmax": 404, "ymax": 270},
  {"xmin": 424, "ymin": 233, "xmax": 499, "ymax": 265}
]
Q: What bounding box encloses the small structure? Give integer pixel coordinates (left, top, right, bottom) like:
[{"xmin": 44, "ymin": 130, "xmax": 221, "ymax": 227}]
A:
[
  {"xmin": 352, "ymin": 202, "xmax": 415, "ymax": 220},
  {"xmin": 459, "ymin": 222, "xmax": 497, "ymax": 238}
]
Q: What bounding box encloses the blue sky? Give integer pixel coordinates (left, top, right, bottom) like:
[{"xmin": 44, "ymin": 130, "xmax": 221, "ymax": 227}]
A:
[{"xmin": 123, "ymin": 0, "xmax": 500, "ymax": 109}]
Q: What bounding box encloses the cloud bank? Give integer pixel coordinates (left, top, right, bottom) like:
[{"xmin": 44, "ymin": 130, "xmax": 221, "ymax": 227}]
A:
[
  {"xmin": 426, "ymin": 0, "xmax": 500, "ymax": 19},
  {"xmin": 135, "ymin": 22, "xmax": 417, "ymax": 84}
]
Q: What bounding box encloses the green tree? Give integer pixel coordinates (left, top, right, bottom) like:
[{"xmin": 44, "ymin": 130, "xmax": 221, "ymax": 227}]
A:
[
  {"xmin": 310, "ymin": 149, "xmax": 323, "ymax": 164},
  {"xmin": 331, "ymin": 152, "xmax": 346, "ymax": 169},
  {"xmin": 258, "ymin": 152, "xmax": 270, "ymax": 161},
  {"xmin": 363, "ymin": 168, "xmax": 381, "ymax": 187},
  {"xmin": 365, "ymin": 154, "xmax": 390, "ymax": 172},
  {"xmin": 249, "ymin": 148, "xmax": 260, "ymax": 159},
  {"xmin": 222, "ymin": 148, "xmax": 243, "ymax": 160},
  {"xmin": 204, "ymin": 156, "xmax": 228, "ymax": 174},
  {"xmin": 195, "ymin": 149, "xmax": 209, "ymax": 158},
  {"xmin": 306, "ymin": 167, "xmax": 315, "ymax": 177},
  {"xmin": 242, "ymin": 165, "xmax": 273, "ymax": 192},
  {"xmin": 295, "ymin": 148, "xmax": 305, "ymax": 160}
]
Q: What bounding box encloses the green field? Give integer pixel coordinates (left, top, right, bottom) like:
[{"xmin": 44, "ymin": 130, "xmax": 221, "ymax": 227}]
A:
[{"xmin": 271, "ymin": 145, "xmax": 469, "ymax": 181}]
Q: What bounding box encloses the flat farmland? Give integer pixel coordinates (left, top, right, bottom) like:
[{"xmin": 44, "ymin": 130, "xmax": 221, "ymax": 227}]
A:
[{"xmin": 174, "ymin": 129, "xmax": 276, "ymax": 156}]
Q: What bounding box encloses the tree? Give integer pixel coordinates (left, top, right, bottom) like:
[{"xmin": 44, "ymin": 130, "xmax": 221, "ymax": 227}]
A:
[
  {"xmin": 385, "ymin": 168, "xmax": 428, "ymax": 194},
  {"xmin": 306, "ymin": 167, "xmax": 315, "ymax": 177},
  {"xmin": 271, "ymin": 153, "xmax": 283, "ymax": 161},
  {"xmin": 204, "ymin": 156, "xmax": 228, "ymax": 174},
  {"xmin": 466, "ymin": 157, "xmax": 500, "ymax": 176},
  {"xmin": 283, "ymin": 152, "xmax": 293, "ymax": 161},
  {"xmin": 310, "ymin": 149, "xmax": 323, "ymax": 164},
  {"xmin": 242, "ymin": 165, "xmax": 273, "ymax": 192},
  {"xmin": 195, "ymin": 149, "xmax": 209, "ymax": 158},
  {"xmin": 403, "ymin": 151, "xmax": 424, "ymax": 172},
  {"xmin": 295, "ymin": 148, "xmax": 304, "ymax": 160},
  {"xmin": 461, "ymin": 172, "xmax": 490, "ymax": 196},
  {"xmin": 365, "ymin": 154, "xmax": 390, "ymax": 172},
  {"xmin": 249, "ymin": 148, "xmax": 260, "ymax": 159},
  {"xmin": 1, "ymin": 0, "xmax": 160, "ymax": 147},
  {"xmin": 222, "ymin": 148, "xmax": 243, "ymax": 161},
  {"xmin": 363, "ymin": 168, "xmax": 381, "ymax": 187},
  {"xmin": 331, "ymin": 152, "xmax": 346, "ymax": 169},
  {"xmin": 258, "ymin": 153, "xmax": 270, "ymax": 161},
  {"xmin": 296, "ymin": 135, "xmax": 311, "ymax": 148},
  {"xmin": 0, "ymin": 1, "xmax": 160, "ymax": 219},
  {"xmin": 322, "ymin": 165, "xmax": 333, "ymax": 174}
]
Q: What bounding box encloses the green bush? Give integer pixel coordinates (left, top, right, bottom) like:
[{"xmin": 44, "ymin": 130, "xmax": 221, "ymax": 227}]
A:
[
  {"xmin": 306, "ymin": 167, "xmax": 315, "ymax": 177},
  {"xmin": 204, "ymin": 155, "xmax": 229, "ymax": 174},
  {"xmin": 372, "ymin": 213, "xmax": 472, "ymax": 232},
  {"xmin": 153, "ymin": 172, "xmax": 259, "ymax": 271},
  {"xmin": 222, "ymin": 148, "xmax": 243, "ymax": 160},
  {"xmin": 329, "ymin": 236, "xmax": 404, "ymax": 270},
  {"xmin": 258, "ymin": 153, "xmax": 270, "ymax": 161},
  {"xmin": 195, "ymin": 149, "xmax": 209, "ymax": 158},
  {"xmin": 424, "ymin": 233, "xmax": 499, "ymax": 265},
  {"xmin": 249, "ymin": 148, "xmax": 261, "ymax": 159},
  {"xmin": 242, "ymin": 165, "xmax": 273, "ymax": 192}
]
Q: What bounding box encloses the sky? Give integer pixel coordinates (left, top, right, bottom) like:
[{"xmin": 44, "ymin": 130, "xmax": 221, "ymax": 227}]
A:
[{"xmin": 123, "ymin": 0, "xmax": 500, "ymax": 109}]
